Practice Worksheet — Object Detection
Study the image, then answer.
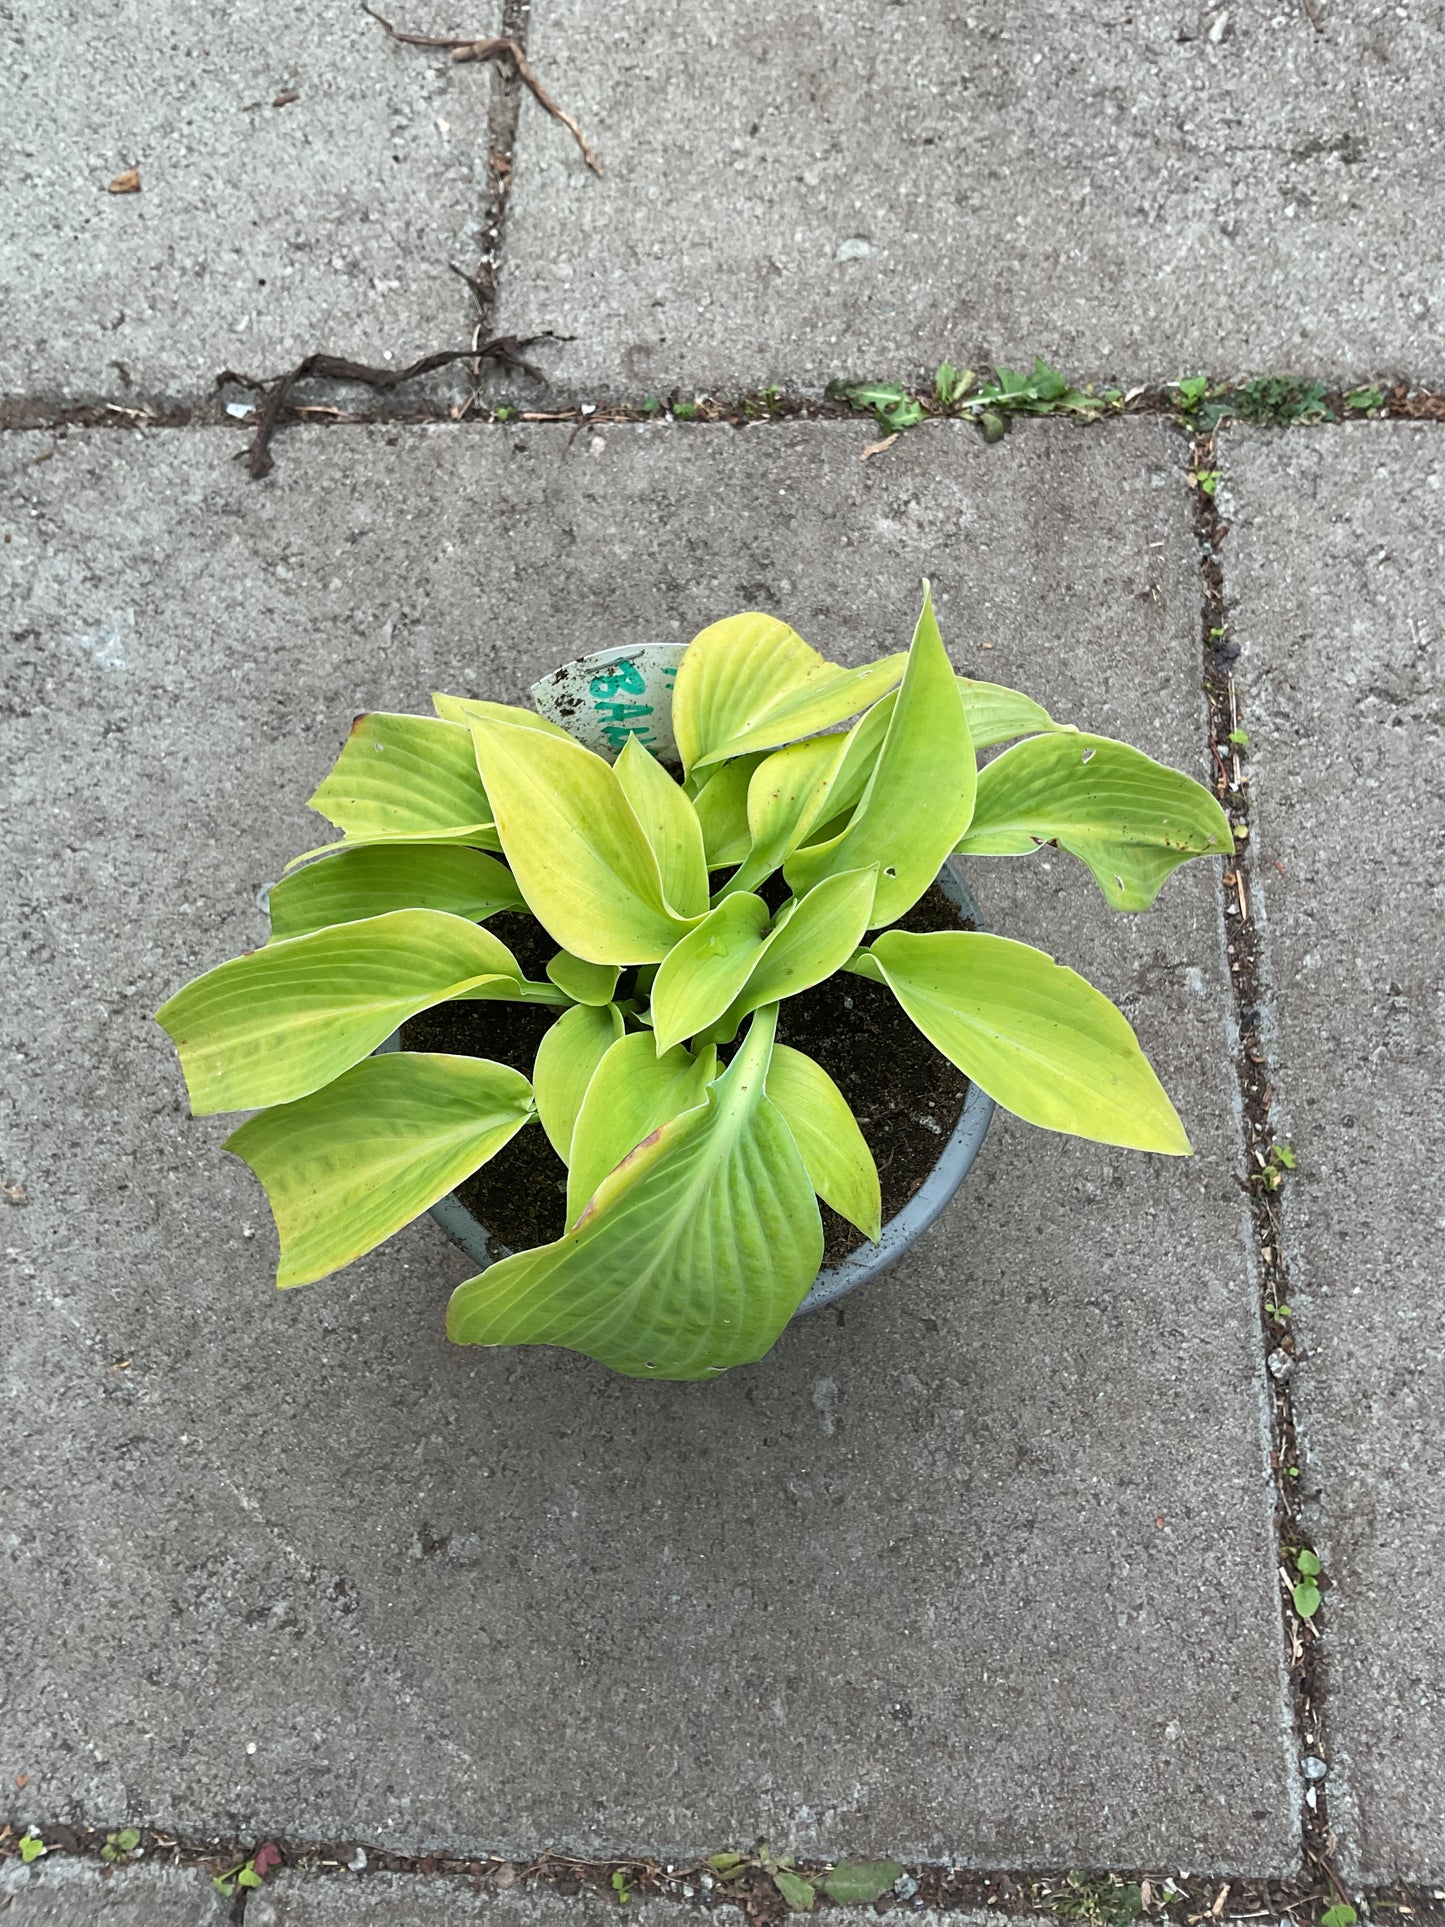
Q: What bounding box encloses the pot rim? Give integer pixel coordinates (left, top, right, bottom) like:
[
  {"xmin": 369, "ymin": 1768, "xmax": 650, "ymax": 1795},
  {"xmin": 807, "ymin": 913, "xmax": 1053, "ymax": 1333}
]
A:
[{"xmin": 382, "ymin": 857, "xmax": 995, "ymax": 1317}]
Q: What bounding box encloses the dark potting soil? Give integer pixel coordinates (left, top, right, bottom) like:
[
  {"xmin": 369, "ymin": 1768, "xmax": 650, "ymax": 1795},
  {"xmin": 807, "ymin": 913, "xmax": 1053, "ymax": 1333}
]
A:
[{"xmin": 399, "ymin": 886, "xmax": 972, "ymax": 1267}]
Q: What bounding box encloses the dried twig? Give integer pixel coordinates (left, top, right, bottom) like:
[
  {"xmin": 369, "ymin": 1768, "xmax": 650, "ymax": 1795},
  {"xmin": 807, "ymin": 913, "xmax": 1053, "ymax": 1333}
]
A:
[
  {"xmin": 216, "ymin": 334, "xmax": 563, "ymax": 479},
  {"xmin": 1297, "ymin": 0, "xmax": 1325, "ymax": 31},
  {"xmin": 361, "ymin": 3, "xmax": 601, "ymax": 175}
]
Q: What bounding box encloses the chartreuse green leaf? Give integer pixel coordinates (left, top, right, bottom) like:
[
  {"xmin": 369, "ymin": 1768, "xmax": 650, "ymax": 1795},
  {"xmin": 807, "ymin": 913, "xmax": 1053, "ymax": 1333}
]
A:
[
  {"xmin": 956, "ymin": 733, "xmax": 1234, "ymax": 909},
  {"xmin": 615, "ymin": 735, "xmax": 709, "ymax": 917},
  {"xmin": 650, "ymin": 893, "xmax": 772, "ymax": 1053},
  {"xmin": 785, "ymin": 585, "xmax": 976, "ymax": 926},
  {"xmin": 714, "ymin": 867, "xmax": 878, "ymax": 1038},
  {"xmin": 673, "ymin": 613, "xmax": 821, "ymax": 774},
  {"xmin": 855, "ymin": 930, "xmax": 1190, "ymax": 1153},
  {"xmin": 692, "ymin": 754, "xmax": 766, "ymax": 867},
  {"xmin": 267, "ymin": 844, "xmax": 523, "ymax": 941},
  {"xmin": 447, "ymin": 1006, "xmax": 821, "ymax": 1379},
  {"xmin": 566, "ymin": 1030, "xmax": 718, "ymax": 1221},
  {"xmin": 468, "ymin": 718, "xmax": 693, "ymax": 964},
  {"xmin": 226, "ymin": 1052, "xmax": 534, "ymax": 1287},
  {"xmin": 672, "ymin": 614, "xmax": 903, "ymax": 774},
  {"xmin": 786, "ymin": 679, "xmax": 1064, "ymax": 871},
  {"xmin": 766, "ymin": 1044, "xmax": 881, "ymax": 1242},
  {"xmin": 307, "ymin": 713, "xmax": 497, "ymax": 847},
  {"xmin": 718, "ymin": 733, "xmax": 851, "ymax": 899},
  {"xmin": 693, "ymin": 653, "xmax": 908, "ymax": 769},
  {"xmin": 432, "ymin": 693, "xmax": 571, "ymax": 738},
  {"xmin": 957, "ymin": 678, "xmax": 1067, "ymax": 748},
  {"xmin": 532, "ymin": 1001, "xmax": 624, "ymax": 1159},
  {"xmin": 546, "ymin": 951, "xmax": 620, "ymax": 1006},
  {"xmin": 819, "ymin": 1863, "xmax": 905, "ymax": 1906},
  {"xmin": 156, "ymin": 910, "xmax": 523, "ymax": 1114}
]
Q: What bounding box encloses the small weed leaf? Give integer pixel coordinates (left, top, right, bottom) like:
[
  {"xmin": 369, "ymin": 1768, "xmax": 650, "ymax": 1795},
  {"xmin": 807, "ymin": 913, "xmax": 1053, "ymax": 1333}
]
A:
[
  {"xmin": 1321, "ymin": 1906, "xmax": 1359, "ymax": 1927},
  {"xmin": 1295, "ymin": 1547, "xmax": 1322, "ymax": 1578},
  {"xmin": 821, "ymin": 1860, "xmax": 906, "ymax": 1904},
  {"xmin": 19, "ymin": 1834, "xmax": 47, "ymax": 1865},
  {"xmin": 774, "ymin": 1871, "xmax": 818, "ymax": 1912},
  {"xmin": 707, "ymin": 1852, "xmax": 747, "ymax": 1875},
  {"xmin": 611, "ymin": 1868, "xmax": 633, "ymax": 1906},
  {"xmin": 1046, "ymin": 1874, "xmax": 1144, "ymax": 1927},
  {"xmin": 1293, "ymin": 1578, "xmax": 1322, "ymax": 1618},
  {"xmin": 1344, "ymin": 386, "xmax": 1384, "ymax": 413},
  {"xmin": 1189, "ymin": 469, "xmax": 1221, "ymax": 496},
  {"xmin": 1228, "ymin": 728, "xmax": 1249, "ymax": 747},
  {"xmin": 1261, "ymin": 1143, "xmax": 1298, "ymax": 1192},
  {"xmin": 1173, "ymin": 374, "xmax": 1209, "ymax": 411},
  {"xmin": 1200, "ymin": 376, "xmax": 1330, "ymax": 428}
]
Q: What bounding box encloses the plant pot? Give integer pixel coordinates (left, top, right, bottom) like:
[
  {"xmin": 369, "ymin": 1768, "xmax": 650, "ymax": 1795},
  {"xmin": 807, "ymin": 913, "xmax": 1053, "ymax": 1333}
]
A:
[{"xmin": 386, "ymin": 856, "xmax": 994, "ymax": 1319}]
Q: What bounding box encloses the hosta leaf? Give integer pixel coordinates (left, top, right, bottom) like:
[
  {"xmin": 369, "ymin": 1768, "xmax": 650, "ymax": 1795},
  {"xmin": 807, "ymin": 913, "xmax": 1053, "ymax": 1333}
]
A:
[
  {"xmin": 532, "ymin": 1001, "xmax": 624, "ymax": 1160},
  {"xmin": 785, "ymin": 583, "xmax": 975, "ymax": 925},
  {"xmin": 692, "ymin": 754, "xmax": 766, "ymax": 868},
  {"xmin": 267, "ymin": 844, "xmax": 523, "ymax": 941},
  {"xmin": 468, "ymin": 718, "xmax": 693, "ymax": 964},
  {"xmin": 694, "ymin": 654, "xmax": 908, "ymax": 770},
  {"xmin": 956, "ymin": 732, "xmax": 1234, "ymax": 909},
  {"xmin": 615, "ymin": 736, "xmax": 709, "ymax": 917},
  {"xmin": 226, "ymin": 1052, "xmax": 534, "ymax": 1287},
  {"xmin": 767, "ymin": 1044, "xmax": 881, "ymax": 1242},
  {"xmin": 957, "ymin": 677, "xmax": 1067, "ymax": 748},
  {"xmin": 717, "ymin": 867, "xmax": 878, "ymax": 1036},
  {"xmin": 858, "ymin": 929, "xmax": 1190, "ymax": 1154},
  {"xmin": 447, "ymin": 1008, "xmax": 822, "ymax": 1379},
  {"xmin": 720, "ymin": 733, "xmax": 851, "ymax": 898},
  {"xmin": 650, "ymin": 892, "xmax": 771, "ymax": 1054},
  {"xmin": 566, "ymin": 1029, "xmax": 717, "ymax": 1222},
  {"xmin": 432, "ymin": 693, "xmax": 572, "ymax": 738},
  {"xmin": 157, "ymin": 910, "xmax": 523, "ymax": 1114},
  {"xmin": 672, "ymin": 613, "xmax": 827, "ymax": 775},
  {"xmin": 546, "ymin": 951, "xmax": 621, "ymax": 1007},
  {"xmin": 820, "ymin": 1863, "xmax": 905, "ymax": 1906},
  {"xmin": 308, "ymin": 713, "xmax": 495, "ymax": 843}
]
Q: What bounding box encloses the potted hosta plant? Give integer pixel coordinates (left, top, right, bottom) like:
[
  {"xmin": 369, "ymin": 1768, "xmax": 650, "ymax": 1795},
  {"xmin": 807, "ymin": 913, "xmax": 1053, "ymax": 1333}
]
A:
[{"xmin": 158, "ymin": 586, "xmax": 1231, "ymax": 1380}]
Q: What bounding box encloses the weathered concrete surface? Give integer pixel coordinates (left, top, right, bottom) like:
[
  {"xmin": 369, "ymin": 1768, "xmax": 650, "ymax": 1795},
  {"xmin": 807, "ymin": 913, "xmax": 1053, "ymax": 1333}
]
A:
[
  {"xmin": 0, "ymin": 1858, "xmax": 225, "ymax": 1923},
  {"xmin": 1, "ymin": 420, "xmax": 1291, "ymax": 1867},
  {"xmin": 496, "ymin": 1, "xmax": 1445, "ymax": 395},
  {"xmin": 253, "ymin": 1883, "xmax": 687, "ymax": 1926},
  {"xmin": 0, "ymin": 4, "xmax": 497, "ymax": 402},
  {"xmin": 253, "ymin": 1884, "xmax": 1045, "ymax": 1927},
  {"xmin": 1219, "ymin": 425, "xmax": 1445, "ymax": 1882}
]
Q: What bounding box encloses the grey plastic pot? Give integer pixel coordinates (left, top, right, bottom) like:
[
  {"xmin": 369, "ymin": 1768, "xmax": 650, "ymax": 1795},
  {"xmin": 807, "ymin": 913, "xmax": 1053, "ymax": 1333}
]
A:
[{"xmin": 396, "ymin": 856, "xmax": 995, "ymax": 1319}]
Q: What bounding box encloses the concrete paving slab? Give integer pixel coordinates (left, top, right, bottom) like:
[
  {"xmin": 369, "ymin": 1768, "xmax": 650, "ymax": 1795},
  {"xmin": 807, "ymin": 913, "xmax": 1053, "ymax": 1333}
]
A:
[
  {"xmin": 495, "ymin": 1, "xmax": 1445, "ymax": 396},
  {"xmin": 1219, "ymin": 423, "xmax": 1445, "ymax": 1882},
  {"xmin": 1, "ymin": 418, "xmax": 1292, "ymax": 1868},
  {"xmin": 0, "ymin": 1857, "xmax": 225, "ymax": 1923},
  {"xmin": 252, "ymin": 1882, "xmax": 673, "ymax": 1925},
  {"xmin": 0, "ymin": 3, "xmax": 498, "ymax": 402},
  {"xmin": 252, "ymin": 1882, "xmax": 1045, "ymax": 1927}
]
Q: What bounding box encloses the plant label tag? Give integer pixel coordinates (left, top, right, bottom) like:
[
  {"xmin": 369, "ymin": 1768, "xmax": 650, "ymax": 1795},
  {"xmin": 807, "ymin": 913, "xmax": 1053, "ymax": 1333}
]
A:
[{"xmin": 531, "ymin": 644, "xmax": 687, "ymax": 763}]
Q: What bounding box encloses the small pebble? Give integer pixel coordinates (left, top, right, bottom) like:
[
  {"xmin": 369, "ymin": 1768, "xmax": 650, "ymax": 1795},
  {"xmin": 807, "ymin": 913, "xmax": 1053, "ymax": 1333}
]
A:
[
  {"xmin": 894, "ymin": 1875, "xmax": 920, "ymax": 1901},
  {"xmin": 348, "ymin": 1849, "xmax": 368, "ymax": 1872},
  {"xmin": 1267, "ymin": 1348, "xmax": 1295, "ymax": 1382},
  {"xmin": 1302, "ymin": 1754, "xmax": 1328, "ymax": 1781}
]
